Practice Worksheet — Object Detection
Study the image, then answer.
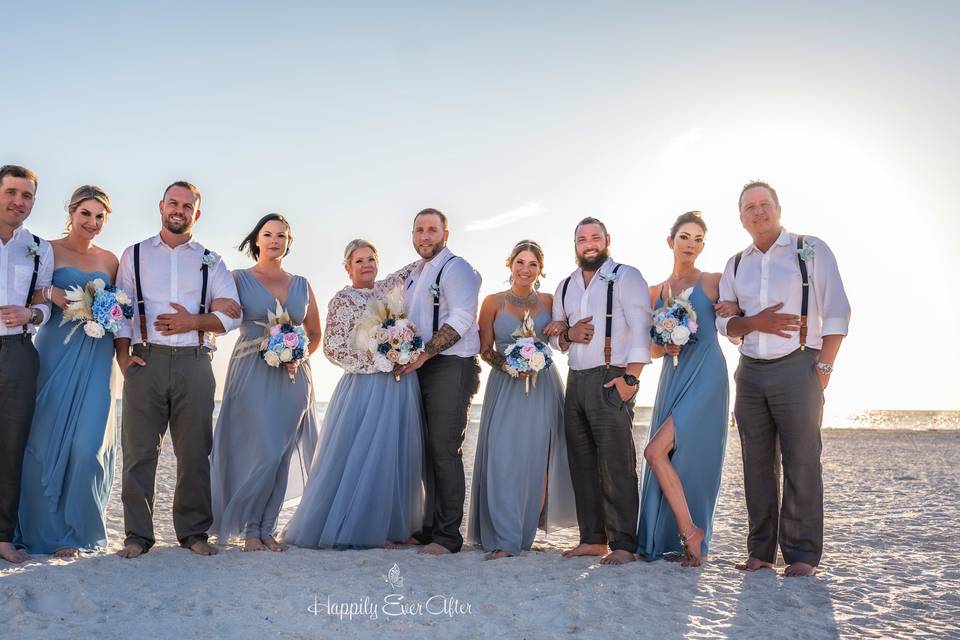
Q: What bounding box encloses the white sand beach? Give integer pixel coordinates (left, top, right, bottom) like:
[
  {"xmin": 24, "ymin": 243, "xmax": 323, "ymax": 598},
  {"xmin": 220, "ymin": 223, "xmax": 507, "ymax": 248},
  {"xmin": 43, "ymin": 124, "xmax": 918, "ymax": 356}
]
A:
[{"xmin": 2, "ymin": 421, "xmax": 958, "ymax": 639}]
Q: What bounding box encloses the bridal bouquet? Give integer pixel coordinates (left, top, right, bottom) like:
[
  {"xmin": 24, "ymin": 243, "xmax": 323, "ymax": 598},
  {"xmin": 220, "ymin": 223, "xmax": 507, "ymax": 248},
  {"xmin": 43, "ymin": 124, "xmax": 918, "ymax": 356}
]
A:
[
  {"xmin": 650, "ymin": 287, "xmax": 698, "ymax": 368},
  {"xmin": 257, "ymin": 302, "xmax": 307, "ymax": 382},
  {"xmin": 354, "ymin": 286, "xmax": 424, "ymax": 377},
  {"xmin": 501, "ymin": 310, "xmax": 554, "ymax": 395},
  {"xmin": 60, "ymin": 278, "xmax": 134, "ymax": 343}
]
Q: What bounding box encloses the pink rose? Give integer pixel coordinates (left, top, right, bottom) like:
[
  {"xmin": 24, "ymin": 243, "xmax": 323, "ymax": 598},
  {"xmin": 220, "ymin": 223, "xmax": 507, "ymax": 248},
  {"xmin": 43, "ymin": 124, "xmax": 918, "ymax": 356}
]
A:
[
  {"xmin": 520, "ymin": 344, "xmax": 537, "ymax": 359},
  {"xmin": 283, "ymin": 332, "xmax": 300, "ymax": 348},
  {"xmin": 387, "ymin": 349, "xmax": 400, "ymax": 362},
  {"xmin": 660, "ymin": 317, "xmax": 678, "ymax": 332},
  {"xmin": 270, "ymin": 324, "xmax": 282, "ymax": 336},
  {"xmin": 109, "ymin": 304, "xmax": 124, "ymax": 320},
  {"xmin": 687, "ymin": 320, "xmax": 698, "ymax": 333}
]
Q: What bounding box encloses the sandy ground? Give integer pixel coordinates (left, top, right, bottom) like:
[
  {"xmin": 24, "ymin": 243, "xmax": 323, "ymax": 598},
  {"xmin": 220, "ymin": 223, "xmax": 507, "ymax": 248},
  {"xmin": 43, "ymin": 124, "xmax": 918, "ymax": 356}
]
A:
[{"xmin": 2, "ymin": 426, "xmax": 958, "ymax": 639}]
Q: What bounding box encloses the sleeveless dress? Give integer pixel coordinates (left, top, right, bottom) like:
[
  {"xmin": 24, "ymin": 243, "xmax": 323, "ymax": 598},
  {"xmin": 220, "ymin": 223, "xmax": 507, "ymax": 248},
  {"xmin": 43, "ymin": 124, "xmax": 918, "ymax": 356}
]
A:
[
  {"xmin": 466, "ymin": 306, "xmax": 577, "ymax": 554},
  {"xmin": 637, "ymin": 278, "xmax": 729, "ymax": 559},
  {"xmin": 210, "ymin": 270, "xmax": 320, "ymax": 542},
  {"xmin": 15, "ymin": 267, "xmax": 118, "ymax": 554},
  {"xmin": 282, "ymin": 264, "xmax": 425, "ymax": 548}
]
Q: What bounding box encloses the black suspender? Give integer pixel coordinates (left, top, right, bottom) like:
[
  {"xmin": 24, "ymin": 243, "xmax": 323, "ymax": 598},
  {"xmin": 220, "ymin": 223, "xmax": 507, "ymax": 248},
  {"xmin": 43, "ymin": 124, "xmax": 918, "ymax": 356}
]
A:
[
  {"xmin": 431, "ymin": 256, "xmax": 456, "ymax": 334},
  {"xmin": 23, "ymin": 234, "xmax": 41, "ymax": 334},
  {"xmin": 560, "ymin": 277, "xmax": 571, "ymax": 321},
  {"xmin": 603, "ymin": 264, "xmax": 622, "ymax": 366},
  {"xmin": 133, "ymin": 242, "xmax": 212, "ymax": 346},
  {"xmin": 732, "ymin": 235, "xmax": 810, "ymax": 349}
]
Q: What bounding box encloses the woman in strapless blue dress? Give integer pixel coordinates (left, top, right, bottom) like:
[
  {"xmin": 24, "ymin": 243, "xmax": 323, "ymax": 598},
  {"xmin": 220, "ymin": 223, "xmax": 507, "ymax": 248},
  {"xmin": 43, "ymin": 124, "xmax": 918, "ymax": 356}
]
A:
[
  {"xmin": 15, "ymin": 186, "xmax": 121, "ymax": 557},
  {"xmin": 637, "ymin": 212, "xmax": 738, "ymax": 566},
  {"xmin": 467, "ymin": 241, "xmax": 576, "ymax": 559}
]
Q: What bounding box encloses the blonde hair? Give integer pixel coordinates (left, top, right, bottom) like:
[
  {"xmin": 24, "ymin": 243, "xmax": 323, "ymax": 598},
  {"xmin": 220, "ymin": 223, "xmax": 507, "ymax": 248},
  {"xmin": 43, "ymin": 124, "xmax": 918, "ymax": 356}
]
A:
[
  {"xmin": 64, "ymin": 185, "xmax": 112, "ymax": 235},
  {"xmin": 506, "ymin": 239, "xmax": 546, "ymax": 277},
  {"xmin": 343, "ymin": 238, "xmax": 379, "ymax": 265}
]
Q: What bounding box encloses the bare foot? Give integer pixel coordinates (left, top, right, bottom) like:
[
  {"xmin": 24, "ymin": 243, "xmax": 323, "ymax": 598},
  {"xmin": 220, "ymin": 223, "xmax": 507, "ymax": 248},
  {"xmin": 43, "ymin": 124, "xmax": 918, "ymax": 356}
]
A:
[
  {"xmin": 679, "ymin": 526, "xmax": 705, "ymax": 567},
  {"xmin": 483, "ymin": 550, "xmax": 513, "ymax": 560},
  {"xmin": 116, "ymin": 542, "xmax": 145, "ymax": 559},
  {"xmin": 53, "ymin": 547, "xmax": 79, "ymax": 559},
  {"xmin": 600, "ymin": 549, "xmax": 636, "ymax": 565},
  {"xmin": 561, "ymin": 543, "xmax": 608, "ymax": 559},
  {"xmin": 261, "ymin": 535, "xmax": 288, "ymax": 552},
  {"xmin": 0, "ymin": 542, "xmax": 30, "ymax": 564},
  {"xmin": 402, "ymin": 537, "xmax": 420, "ymax": 545},
  {"xmin": 417, "ymin": 542, "xmax": 452, "ymax": 556},
  {"xmin": 189, "ymin": 540, "xmax": 218, "ymax": 556},
  {"xmin": 243, "ymin": 537, "xmax": 267, "ymax": 552},
  {"xmin": 783, "ymin": 562, "xmax": 817, "ymax": 577},
  {"xmin": 735, "ymin": 556, "xmax": 775, "ymax": 572}
]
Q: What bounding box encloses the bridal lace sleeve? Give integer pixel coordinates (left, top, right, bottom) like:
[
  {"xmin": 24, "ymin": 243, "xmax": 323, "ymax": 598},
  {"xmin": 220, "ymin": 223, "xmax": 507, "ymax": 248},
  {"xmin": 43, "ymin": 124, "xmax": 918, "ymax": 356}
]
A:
[{"xmin": 322, "ymin": 289, "xmax": 374, "ymax": 373}]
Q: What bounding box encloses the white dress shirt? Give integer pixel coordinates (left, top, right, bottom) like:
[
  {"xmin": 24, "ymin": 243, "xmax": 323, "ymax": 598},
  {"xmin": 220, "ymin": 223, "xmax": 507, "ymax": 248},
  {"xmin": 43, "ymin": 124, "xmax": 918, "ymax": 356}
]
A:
[
  {"xmin": 717, "ymin": 228, "xmax": 850, "ymax": 360},
  {"xmin": 405, "ymin": 247, "xmax": 481, "ymax": 357},
  {"xmin": 115, "ymin": 234, "xmax": 240, "ymax": 349},
  {"xmin": 550, "ymin": 257, "xmax": 652, "ymax": 369},
  {"xmin": 0, "ymin": 226, "xmax": 53, "ymax": 336}
]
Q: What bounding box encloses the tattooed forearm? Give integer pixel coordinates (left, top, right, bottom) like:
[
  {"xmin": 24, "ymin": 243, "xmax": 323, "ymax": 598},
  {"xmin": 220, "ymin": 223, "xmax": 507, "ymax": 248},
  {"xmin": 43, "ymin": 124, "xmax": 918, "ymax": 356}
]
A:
[
  {"xmin": 425, "ymin": 323, "xmax": 462, "ymax": 356},
  {"xmin": 481, "ymin": 347, "xmax": 506, "ymax": 369}
]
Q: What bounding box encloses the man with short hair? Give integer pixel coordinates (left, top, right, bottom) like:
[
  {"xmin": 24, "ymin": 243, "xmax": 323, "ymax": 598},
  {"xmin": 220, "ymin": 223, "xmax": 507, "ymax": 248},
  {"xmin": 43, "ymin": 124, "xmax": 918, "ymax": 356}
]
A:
[
  {"xmin": 0, "ymin": 164, "xmax": 53, "ymax": 564},
  {"xmin": 114, "ymin": 181, "xmax": 241, "ymax": 559},
  {"xmin": 397, "ymin": 208, "xmax": 481, "ymax": 555},
  {"xmin": 718, "ymin": 180, "xmax": 850, "ymax": 577},
  {"xmin": 548, "ymin": 217, "xmax": 652, "ymax": 565}
]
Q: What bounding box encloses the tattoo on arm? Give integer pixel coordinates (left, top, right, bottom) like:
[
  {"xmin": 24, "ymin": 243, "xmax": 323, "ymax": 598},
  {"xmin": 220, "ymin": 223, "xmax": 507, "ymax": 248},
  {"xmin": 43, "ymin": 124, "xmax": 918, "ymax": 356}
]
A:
[
  {"xmin": 425, "ymin": 323, "xmax": 461, "ymax": 356},
  {"xmin": 481, "ymin": 347, "xmax": 506, "ymax": 369}
]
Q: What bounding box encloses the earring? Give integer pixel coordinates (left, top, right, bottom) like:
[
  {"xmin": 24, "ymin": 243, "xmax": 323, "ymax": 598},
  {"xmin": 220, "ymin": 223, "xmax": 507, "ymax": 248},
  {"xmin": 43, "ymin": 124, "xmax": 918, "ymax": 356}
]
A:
[
  {"xmin": 509, "ymin": 275, "xmax": 515, "ymax": 285},
  {"xmin": 534, "ymin": 279, "xmax": 541, "ymax": 291}
]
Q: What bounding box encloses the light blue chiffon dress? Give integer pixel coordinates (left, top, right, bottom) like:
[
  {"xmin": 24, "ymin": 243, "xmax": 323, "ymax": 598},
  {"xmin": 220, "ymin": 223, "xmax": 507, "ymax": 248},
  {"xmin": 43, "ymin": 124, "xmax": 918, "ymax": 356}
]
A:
[
  {"xmin": 15, "ymin": 267, "xmax": 118, "ymax": 554},
  {"xmin": 210, "ymin": 270, "xmax": 320, "ymax": 542},
  {"xmin": 467, "ymin": 307, "xmax": 577, "ymax": 554},
  {"xmin": 282, "ymin": 266, "xmax": 424, "ymax": 549},
  {"xmin": 637, "ymin": 278, "xmax": 729, "ymax": 559}
]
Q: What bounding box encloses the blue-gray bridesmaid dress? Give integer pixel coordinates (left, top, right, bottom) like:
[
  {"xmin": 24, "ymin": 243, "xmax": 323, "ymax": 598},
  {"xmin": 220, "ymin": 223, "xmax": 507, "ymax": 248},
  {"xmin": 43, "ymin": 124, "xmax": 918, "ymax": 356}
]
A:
[
  {"xmin": 637, "ymin": 278, "xmax": 729, "ymax": 559},
  {"xmin": 15, "ymin": 267, "xmax": 118, "ymax": 554},
  {"xmin": 210, "ymin": 269, "xmax": 319, "ymax": 542},
  {"xmin": 467, "ymin": 307, "xmax": 577, "ymax": 554}
]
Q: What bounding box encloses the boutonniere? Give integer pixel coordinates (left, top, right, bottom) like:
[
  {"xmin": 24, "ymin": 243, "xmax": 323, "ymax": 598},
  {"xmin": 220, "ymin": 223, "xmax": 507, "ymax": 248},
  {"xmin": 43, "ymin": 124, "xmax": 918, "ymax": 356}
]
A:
[
  {"xmin": 429, "ymin": 283, "xmax": 441, "ymax": 297},
  {"xmin": 25, "ymin": 240, "xmax": 41, "ymax": 258},
  {"xmin": 200, "ymin": 253, "xmax": 219, "ymax": 268},
  {"xmin": 797, "ymin": 240, "xmax": 815, "ymax": 262},
  {"xmin": 598, "ymin": 271, "xmax": 619, "ymax": 283}
]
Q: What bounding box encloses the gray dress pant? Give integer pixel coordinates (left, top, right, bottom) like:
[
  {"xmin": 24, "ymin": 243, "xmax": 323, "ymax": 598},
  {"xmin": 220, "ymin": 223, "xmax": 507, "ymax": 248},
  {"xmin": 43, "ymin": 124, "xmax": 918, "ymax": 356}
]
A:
[
  {"xmin": 564, "ymin": 365, "xmax": 639, "ymax": 553},
  {"xmin": 121, "ymin": 344, "xmax": 215, "ymax": 551},
  {"xmin": 734, "ymin": 347, "xmax": 824, "ymax": 566},
  {"xmin": 0, "ymin": 335, "xmax": 39, "ymax": 543}
]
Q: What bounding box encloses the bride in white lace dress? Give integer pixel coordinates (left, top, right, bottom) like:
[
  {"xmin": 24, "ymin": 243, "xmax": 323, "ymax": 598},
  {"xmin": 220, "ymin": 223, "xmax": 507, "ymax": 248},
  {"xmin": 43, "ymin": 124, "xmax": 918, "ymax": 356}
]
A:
[{"xmin": 282, "ymin": 240, "xmax": 424, "ymax": 549}]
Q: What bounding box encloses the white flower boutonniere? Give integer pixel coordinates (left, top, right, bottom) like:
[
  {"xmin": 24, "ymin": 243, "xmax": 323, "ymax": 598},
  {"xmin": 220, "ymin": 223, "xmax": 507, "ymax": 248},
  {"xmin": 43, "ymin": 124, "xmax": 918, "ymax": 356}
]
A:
[
  {"xmin": 201, "ymin": 253, "xmax": 219, "ymax": 269},
  {"xmin": 797, "ymin": 240, "xmax": 815, "ymax": 262},
  {"xmin": 25, "ymin": 241, "xmax": 41, "ymax": 258},
  {"xmin": 429, "ymin": 283, "xmax": 441, "ymax": 297},
  {"xmin": 598, "ymin": 271, "xmax": 619, "ymax": 283}
]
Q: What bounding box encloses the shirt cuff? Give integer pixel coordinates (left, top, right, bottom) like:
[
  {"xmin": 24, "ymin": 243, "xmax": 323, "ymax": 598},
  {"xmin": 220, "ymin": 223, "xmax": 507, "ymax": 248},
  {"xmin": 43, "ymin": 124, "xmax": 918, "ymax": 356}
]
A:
[
  {"xmin": 821, "ymin": 317, "xmax": 849, "ymax": 336},
  {"xmin": 627, "ymin": 347, "xmax": 651, "ymax": 365},
  {"xmin": 715, "ymin": 314, "xmax": 732, "ymax": 337},
  {"xmin": 211, "ymin": 310, "xmax": 237, "ymax": 335}
]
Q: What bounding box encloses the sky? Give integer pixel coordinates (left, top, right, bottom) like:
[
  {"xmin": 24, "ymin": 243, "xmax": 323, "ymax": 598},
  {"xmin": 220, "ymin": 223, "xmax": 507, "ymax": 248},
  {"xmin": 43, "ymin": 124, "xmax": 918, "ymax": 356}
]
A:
[{"xmin": 4, "ymin": 2, "xmax": 958, "ymax": 411}]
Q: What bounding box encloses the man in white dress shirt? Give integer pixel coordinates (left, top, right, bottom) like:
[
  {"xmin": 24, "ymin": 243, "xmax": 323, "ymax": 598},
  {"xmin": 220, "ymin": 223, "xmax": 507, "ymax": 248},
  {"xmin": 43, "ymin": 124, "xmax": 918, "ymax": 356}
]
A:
[
  {"xmin": 397, "ymin": 208, "xmax": 481, "ymax": 555},
  {"xmin": 114, "ymin": 181, "xmax": 241, "ymax": 559},
  {"xmin": 548, "ymin": 217, "xmax": 652, "ymax": 565},
  {"xmin": 0, "ymin": 165, "xmax": 53, "ymax": 564},
  {"xmin": 717, "ymin": 180, "xmax": 850, "ymax": 577}
]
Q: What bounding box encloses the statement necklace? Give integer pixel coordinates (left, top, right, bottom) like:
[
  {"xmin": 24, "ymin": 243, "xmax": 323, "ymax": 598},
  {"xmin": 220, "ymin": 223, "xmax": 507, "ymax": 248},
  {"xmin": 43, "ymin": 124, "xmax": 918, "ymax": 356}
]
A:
[{"xmin": 504, "ymin": 289, "xmax": 538, "ymax": 308}]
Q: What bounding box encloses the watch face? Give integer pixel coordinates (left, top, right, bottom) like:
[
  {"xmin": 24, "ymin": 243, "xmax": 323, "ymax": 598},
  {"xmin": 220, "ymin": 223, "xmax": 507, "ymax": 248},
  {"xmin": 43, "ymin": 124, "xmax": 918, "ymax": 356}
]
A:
[{"xmin": 623, "ymin": 374, "xmax": 638, "ymax": 386}]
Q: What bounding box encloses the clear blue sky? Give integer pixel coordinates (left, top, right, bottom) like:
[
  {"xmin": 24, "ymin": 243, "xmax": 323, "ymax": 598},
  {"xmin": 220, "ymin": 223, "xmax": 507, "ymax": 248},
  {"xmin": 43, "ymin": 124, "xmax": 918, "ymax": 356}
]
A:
[{"xmin": 5, "ymin": 2, "xmax": 958, "ymax": 410}]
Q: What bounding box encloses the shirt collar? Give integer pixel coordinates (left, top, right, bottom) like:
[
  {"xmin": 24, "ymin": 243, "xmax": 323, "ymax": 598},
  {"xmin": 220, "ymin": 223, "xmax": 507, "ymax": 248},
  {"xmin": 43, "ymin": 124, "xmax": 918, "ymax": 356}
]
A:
[
  {"xmin": 427, "ymin": 246, "xmax": 453, "ymax": 268},
  {"xmin": 743, "ymin": 227, "xmax": 790, "ymax": 256},
  {"xmin": 575, "ymin": 256, "xmax": 615, "ymax": 281},
  {"xmin": 151, "ymin": 233, "xmax": 202, "ymax": 251}
]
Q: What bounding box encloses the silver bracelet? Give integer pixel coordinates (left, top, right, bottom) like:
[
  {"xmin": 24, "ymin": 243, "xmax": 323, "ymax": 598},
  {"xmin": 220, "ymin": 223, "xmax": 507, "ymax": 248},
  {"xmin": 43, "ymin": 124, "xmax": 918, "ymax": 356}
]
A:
[
  {"xmin": 44, "ymin": 285, "xmax": 53, "ymax": 302},
  {"xmin": 815, "ymin": 361, "xmax": 834, "ymax": 375}
]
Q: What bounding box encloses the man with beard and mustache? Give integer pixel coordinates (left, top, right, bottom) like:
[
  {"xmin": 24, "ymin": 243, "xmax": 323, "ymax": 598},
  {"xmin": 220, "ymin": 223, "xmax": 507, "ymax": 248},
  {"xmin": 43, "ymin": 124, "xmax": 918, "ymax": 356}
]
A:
[
  {"xmin": 0, "ymin": 164, "xmax": 53, "ymax": 564},
  {"xmin": 396, "ymin": 208, "xmax": 481, "ymax": 555},
  {"xmin": 544, "ymin": 217, "xmax": 652, "ymax": 565},
  {"xmin": 113, "ymin": 181, "xmax": 241, "ymax": 559}
]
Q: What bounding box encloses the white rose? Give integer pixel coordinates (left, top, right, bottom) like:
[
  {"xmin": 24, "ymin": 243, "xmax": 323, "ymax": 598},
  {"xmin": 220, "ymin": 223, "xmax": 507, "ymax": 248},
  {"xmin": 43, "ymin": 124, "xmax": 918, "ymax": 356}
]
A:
[
  {"xmin": 528, "ymin": 352, "xmax": 546, "ymax": 371},
  {"xmin": 115, "ymin": 290, "xmax": 131, "ymax": 305},
  {"xmin": 83, "ymin": 321, "xmax": 106, "ymax": 339},
  {"xmin": 374, "ymin": 354, "xmax": 393, "ymax": 372},
  {"xmin": 671, "ymin": 325, "xmax": 691, "ymax": 346},
  {"xmin": 263, "ymin": 351, "xmax": 281, "ymax": 367},
  {"xmin": 91, "ymin": 278, "xmax": 106, "ymax": 290},
  {"xmin": 398, "ymin": 352, "xmax": 410, "ymax": 365},
  {"xmin": 279, "ymin": 347, "xmax": 294, "ymax": 363}
]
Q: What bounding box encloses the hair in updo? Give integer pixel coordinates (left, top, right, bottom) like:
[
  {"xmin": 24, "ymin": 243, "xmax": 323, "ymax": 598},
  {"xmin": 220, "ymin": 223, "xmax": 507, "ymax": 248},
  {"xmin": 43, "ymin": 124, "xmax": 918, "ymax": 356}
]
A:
[
  {"xmin": 239, "ymin": 213, "xmax": 293, "ymax": 259},
  {"xmin": 669, "ymin": 211, "xmax": 707, "ymax": 238},
  {"xmin": 505, "ymin": 239, "xmax": 546, "ymax": 277},
  {"xmin": 63, "ymin": 185, "xmax": 112, "ymax": 234},
  {"xmin": 343, "ymin": 238, "xmax": 379, "ymax": 265}
]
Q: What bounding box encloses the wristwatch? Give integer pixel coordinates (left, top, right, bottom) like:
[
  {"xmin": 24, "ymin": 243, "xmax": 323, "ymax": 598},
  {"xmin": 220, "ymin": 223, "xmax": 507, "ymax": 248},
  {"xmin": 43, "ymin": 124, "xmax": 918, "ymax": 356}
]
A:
[
  {"xmin": 815, "ymin": 361, "xmax": 833, "ymax": 375},
  {"xmin": 29, "ymin": 308, "xmax": 43, "ymax": 325},
  {"xmin": 622, "ymin": 374, "xmax": 639, "ymax": 387}
]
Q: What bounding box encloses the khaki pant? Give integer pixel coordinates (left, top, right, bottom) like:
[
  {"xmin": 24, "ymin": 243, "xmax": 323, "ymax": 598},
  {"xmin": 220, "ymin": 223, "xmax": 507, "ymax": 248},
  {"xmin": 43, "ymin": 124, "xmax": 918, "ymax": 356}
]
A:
[{"xmin": 121, "ymin": 344, "xmax": 215, "ymax": 551}]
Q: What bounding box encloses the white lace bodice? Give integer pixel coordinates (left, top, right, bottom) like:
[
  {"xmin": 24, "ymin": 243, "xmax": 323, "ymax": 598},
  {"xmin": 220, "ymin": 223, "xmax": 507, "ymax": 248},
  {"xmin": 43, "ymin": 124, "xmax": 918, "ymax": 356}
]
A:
[{"xmin": 322, "ymin": 263, "xmax": 417, "ymax": 374}]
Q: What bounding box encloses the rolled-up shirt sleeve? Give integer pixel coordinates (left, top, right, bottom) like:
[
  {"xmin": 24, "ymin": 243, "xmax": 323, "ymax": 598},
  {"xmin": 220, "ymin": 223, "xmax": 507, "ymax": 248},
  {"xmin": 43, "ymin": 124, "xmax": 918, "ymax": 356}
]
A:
[
  {"xmin": 549, "ymin": 280, "xmax": 566, "ymax": 352},
  {"xmin": 114, "ymin": 246, "xmax": 135, "ymax": 340},
  {"xmin": 209, "ymin": 256, "xmax": 241, "ymax": 334},
  {"xmin": 622, "ymin": 266, "xmax": 653, "ymax": 364},
  {"xmin": 30, "ymin": 242, "xmax": 54, "ymax": 327},
  {"xmin": 442, "ymin": 260, "xmax": 480, "ymax": 338},
  {"xmin": 716, "ymin": 256, "xmax": 737, "ymax": 337},
  {"xmin": 811, "ymin": 238, "xmax": 850, "ymax": 336}
]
